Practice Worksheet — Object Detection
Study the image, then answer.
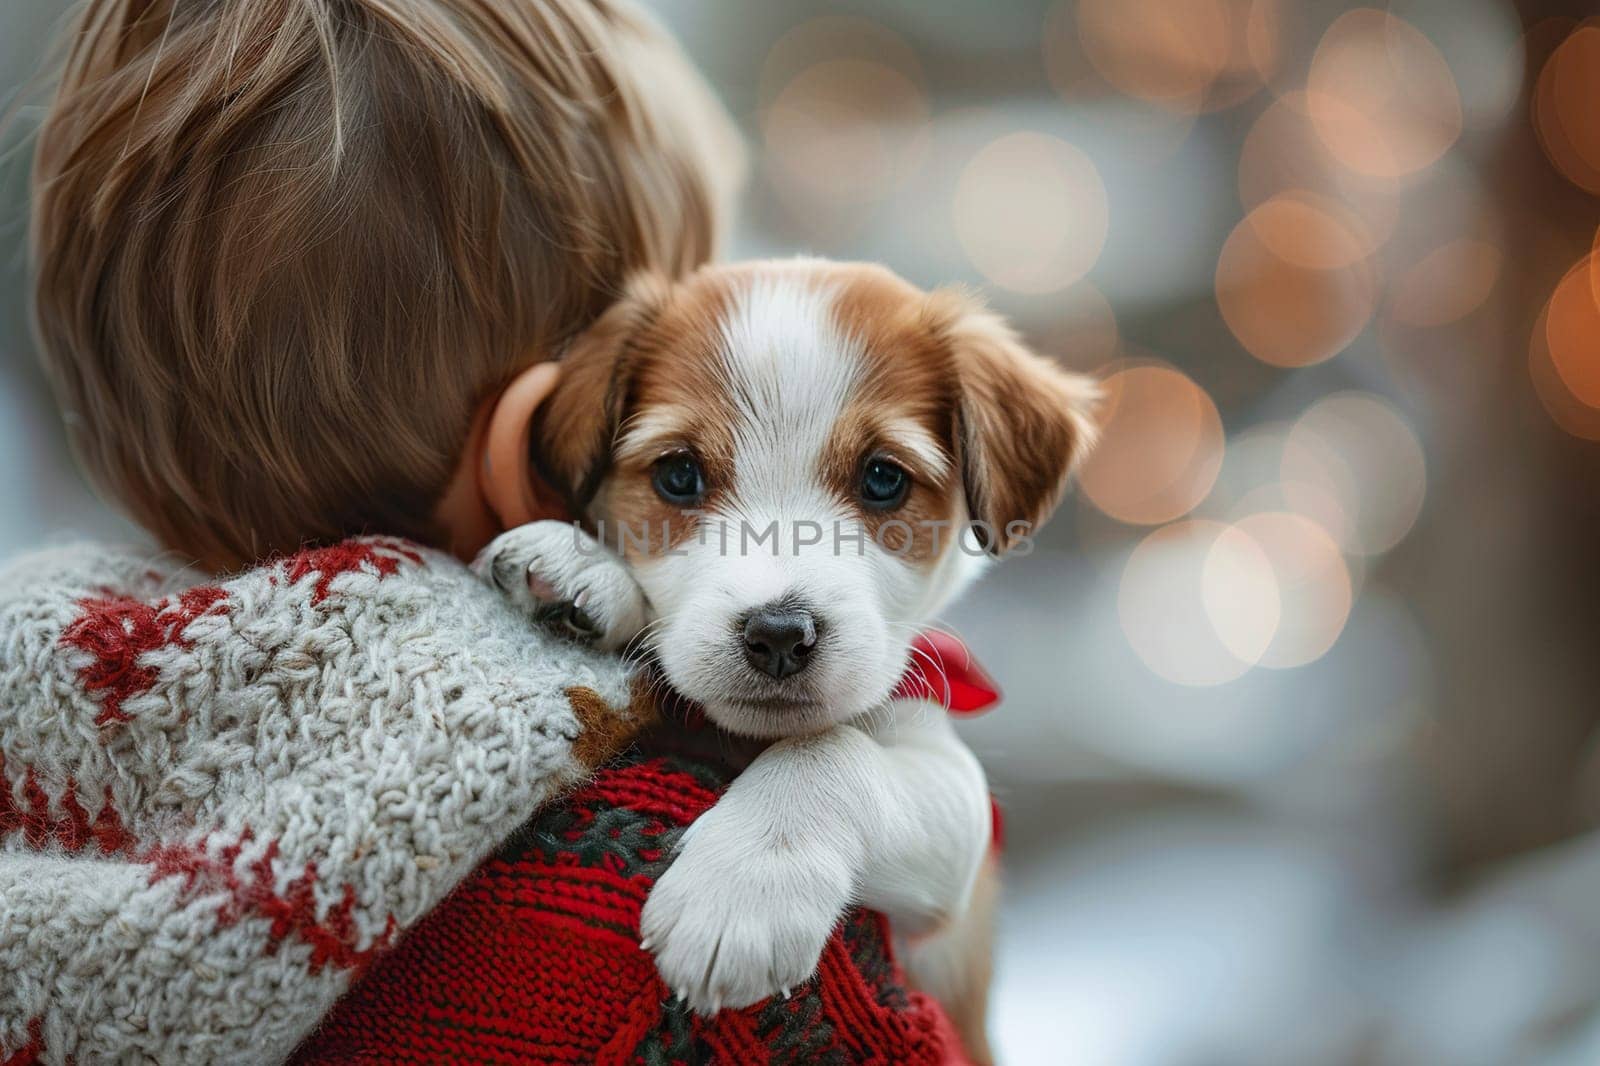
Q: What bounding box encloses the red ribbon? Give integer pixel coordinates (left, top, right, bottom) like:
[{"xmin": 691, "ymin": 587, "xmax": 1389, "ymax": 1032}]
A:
[{"xmin": 890, "ymin": 630, "xmax": 1000, "ymax": 716}]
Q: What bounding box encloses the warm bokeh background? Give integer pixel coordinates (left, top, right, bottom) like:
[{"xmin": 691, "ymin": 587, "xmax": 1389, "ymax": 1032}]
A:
[{"xmin": 4, "ymin": 1, "xmax": 1600, "ymax": 1062}]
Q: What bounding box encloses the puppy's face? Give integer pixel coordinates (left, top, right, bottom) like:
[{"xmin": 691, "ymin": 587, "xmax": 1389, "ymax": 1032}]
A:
[{"xmin": 535, "ymin": 260, "xmax": 1096, "ymax": 738}]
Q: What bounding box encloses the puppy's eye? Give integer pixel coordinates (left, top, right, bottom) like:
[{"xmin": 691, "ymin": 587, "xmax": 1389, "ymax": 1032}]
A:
[
  {"xmin": 652, "ymin": 453, "xmax": 705, "ymax": 505},
  {"xmin": 859, "ymin": 458, "xmax": 910, "ymax": 510}
]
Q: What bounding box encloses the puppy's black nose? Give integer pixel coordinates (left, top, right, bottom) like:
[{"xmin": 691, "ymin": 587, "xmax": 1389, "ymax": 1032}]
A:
[{"xmin": 742, "ymin": 607, "xmax": 817, "ymax": 680}]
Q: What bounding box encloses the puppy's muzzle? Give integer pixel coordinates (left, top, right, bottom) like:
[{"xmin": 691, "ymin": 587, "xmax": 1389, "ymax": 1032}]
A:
[{"xmin": 741, "ymin": 605, "xmax": 817, "ymax": 680}]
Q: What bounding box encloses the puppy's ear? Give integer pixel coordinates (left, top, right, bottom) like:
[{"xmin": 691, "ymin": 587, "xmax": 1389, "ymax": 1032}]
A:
[
  {"xmin": 933, "ymin": 291, "xmax": 1099, "ymax": 555},
  {"xmin": 533, "ymin": 274, "xmax": 669, "ymax": 509}
]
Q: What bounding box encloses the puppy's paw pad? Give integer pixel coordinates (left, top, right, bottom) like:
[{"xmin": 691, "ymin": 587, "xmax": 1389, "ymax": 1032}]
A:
[
  {"xmin": 474, "ymin": 522, "xmax": 646, "ymax": 651},
  {"xmin": 525, "ymin": 567, "xmax": 563, "ymax": 603}
]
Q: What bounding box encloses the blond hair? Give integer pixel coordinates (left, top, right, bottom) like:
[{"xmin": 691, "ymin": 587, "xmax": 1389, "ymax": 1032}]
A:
[{"xmin": 32, "ymin": 0, "xmax": 739, "ymax": 569}]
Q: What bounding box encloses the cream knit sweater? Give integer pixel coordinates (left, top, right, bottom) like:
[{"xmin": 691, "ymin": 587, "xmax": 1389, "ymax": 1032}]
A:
[{"xmin": 0, "ymin": 536, "xmax": 652, "ymax": 1064}]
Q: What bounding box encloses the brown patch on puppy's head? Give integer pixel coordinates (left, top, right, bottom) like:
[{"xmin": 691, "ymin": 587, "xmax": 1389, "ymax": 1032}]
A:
[
  {"xmin": 821, "ymin": 266, "xmax": 1098, "ymax": 559},
  {"xmin": 531, "ymin": 274, "xmax": 670, "ymax": 513},
  {"xmin": 928, "ymin": 290, "xmax": 1100, "ymax": 554},
  {"xmin": 532, "ymin": 269, "xmax": 744, "ymax": 560},
  {"xmin": 820, "ymin": 265, "xmax": 964, "ymax": 564}
]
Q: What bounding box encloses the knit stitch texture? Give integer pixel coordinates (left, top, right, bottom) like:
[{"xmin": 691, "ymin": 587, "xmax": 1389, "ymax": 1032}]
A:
[
  {"xmin": 292, "ymin": 748, "xmax": 971, "ymax": 1065},
  {"xmin": 0, "ymin": 537, "xmax": 652, "ymax": 1064}
]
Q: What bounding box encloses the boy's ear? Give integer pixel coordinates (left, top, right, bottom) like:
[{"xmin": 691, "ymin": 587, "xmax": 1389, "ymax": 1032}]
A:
[
  {"xmin": 933, "ymin": 291, "xmax": 1100, "ymax": 555},
  {"xmin": 532, "ymin": 274, "xmax": 670, "ymax": 510}
]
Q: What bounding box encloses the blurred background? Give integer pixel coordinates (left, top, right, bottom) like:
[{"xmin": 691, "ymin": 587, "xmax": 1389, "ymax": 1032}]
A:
[{"xmin": 4, "ymin": 1, "xmax": 1600, "ymax": 1062}]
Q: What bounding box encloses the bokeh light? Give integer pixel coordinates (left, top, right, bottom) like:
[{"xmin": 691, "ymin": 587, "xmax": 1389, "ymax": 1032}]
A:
[
  {"xmin": 1593, "ymin": 227, "xmax": 1600, "ymax": 309},
  {"xmin": 1232, "ymin": 512, "xmax": 1352, "ymax": 669},
  {"xmin": 1371, "ymin": 162, "xmax": 1504, "ymax": 395},
  {"xmin": 1079, "ymin": 364, "xmax": 1225, "ymax": 526},
  {"xmin": 1216, "ymin": 196, "xmax": 1380, "ymax": 367},
  {"xmin": 953, "ymin": 132, "xmax": 1108, "ymax": 294},
  {"xmin": 1305, "ymin": 10, "xmax": 1463, "ymax": 179},
  {"xmin": 1204, "ymin": 423, "xmax": 1294, "ymax": 510},
  {"xmin": 1530, "ymin": 299, "xmax": 1600, "ymax": 442},
  {"xmin": 1532, "ymin": 23, "xmax": 1600, "ymax": 195},
  {"xmin": 1592, "ymin": 227, "xmax": 1600, "ymax": 308},
  {"xmin": 1207, "ymin": 425, "xmax": 1349, "ymax": 546},
  {"xmin": 1542, "ymin": 254, "xmax": 1600, "ymax": 411},
  {"xmin": 758, "ymin": 16, "xmax": 923, "ymax": 106},
  {"xmin": 1041, "ymin": 7, "xmax": 1205, "ymax": 158},
  {"xmin": 1248, "ymin": 192, "xmax": 1376, "ymax": 270},
  {"xmin": 1120, "ymin": 519, "xmax": 1280, "ymax": 686},
  {"xmin": 1281, "ymin": 393, "xmax": 1427, "ymax": 556},
  {"xmin": 1237, "ymin": 92, "xmax": 1399, "ymax": 255},
  {"xmin": 1387, "ymin": 239, "xmax": 1503, "ymax": 328},
  {"xmin": 1072, "ymin": 0, "xmax": 1282, "ymax": 114},
  {"xmin": 763, "ymin": 58, "xmax": 930, "ymax": 209},
  {"xmin": 1389, "ymin": 0, "xmax": 1526, "ymax": 132}
]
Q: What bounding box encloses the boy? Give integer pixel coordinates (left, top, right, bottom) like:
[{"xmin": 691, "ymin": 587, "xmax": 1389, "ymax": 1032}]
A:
[{"xmin": 6, "ymin": 1, "xmax": 978, "ymax": 1061}]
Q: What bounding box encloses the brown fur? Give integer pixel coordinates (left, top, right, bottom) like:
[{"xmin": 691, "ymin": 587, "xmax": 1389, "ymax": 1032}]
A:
[
  {"xmin": 532, "ymin": 271, "xmax": 741, "ymax": 560},
  {"xmin": 929, "ymin": 291, "xmax": 1101, "ymax": 554},
  {"xmin": 825, "ymin": 265, "xmax": 963, "ymax": 563},
  {"xmin": 533, "ymin": 274, "xmax": 676, "ymax": 510},
  {"xmin": 826, "ymin": 263, "xmax": 1098, "ymax": 560},
  {"xmin": 564, "ymin": 680, "xmax": 660, "ymax": 769}
]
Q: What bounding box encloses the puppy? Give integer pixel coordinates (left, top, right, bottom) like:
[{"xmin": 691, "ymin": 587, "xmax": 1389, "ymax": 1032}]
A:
[{"xmin": 477, "ymin": 259, "xmax": 1095, "ymax": 1059}]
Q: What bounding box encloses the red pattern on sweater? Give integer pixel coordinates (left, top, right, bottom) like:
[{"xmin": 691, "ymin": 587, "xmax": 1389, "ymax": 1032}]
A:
[
  {"xmin": 59, "ymin": 585, "xmax": 229, "ymax": 725},
  {"xmin": 0, "ymin": 1019, "xmax": 42, "ymax": 1066},
  {"xmin": 0, "ymin": 754, "xmax": 133, "ymax": 855},
  {"xmin": 282, "ymin": 539, "xmax": 424, "ymax": 605},
  {"xmin": 294, "ymin": 755, "xmax": 971, "ymax": 1065},
  {"xmin": 91, "ymin": 784, "xmax": 134, "ymax": 853},
  {"xmin": 57, "ymin": 539, "xmax": 421, "ymax": 730},
  {"xmin": 145, "ymin": 831, "xmax": 396, "ymax": 974}
]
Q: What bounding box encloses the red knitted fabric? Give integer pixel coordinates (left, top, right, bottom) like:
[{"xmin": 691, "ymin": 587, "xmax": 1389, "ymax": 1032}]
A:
[{"xmin": 293, "ymin": 752, "xmax": 971, "ymax": 1065}]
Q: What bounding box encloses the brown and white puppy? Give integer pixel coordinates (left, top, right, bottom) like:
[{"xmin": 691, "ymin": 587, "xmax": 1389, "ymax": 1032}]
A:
[{"xmin": 476, "ymin": 258, "xmax": 1095, "ymax": 1056}]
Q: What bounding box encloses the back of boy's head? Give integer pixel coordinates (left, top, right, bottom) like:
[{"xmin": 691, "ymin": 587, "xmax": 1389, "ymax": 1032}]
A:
[{"xmin": 32, "ymin": 0, "xmax": 738, "ymax": 570}]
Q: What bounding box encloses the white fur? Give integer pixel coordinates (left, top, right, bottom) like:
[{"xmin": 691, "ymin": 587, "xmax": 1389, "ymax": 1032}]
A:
[{"xmin": 880, "ymin": 416, "xmax": 955, "ymax": 480}]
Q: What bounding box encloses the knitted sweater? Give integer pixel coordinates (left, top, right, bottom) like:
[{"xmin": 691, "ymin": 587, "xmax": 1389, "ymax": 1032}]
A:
[
  {"xmin": 0, "ymin": 537, "xmax": 652, "ymax": 1064},
  {"xmin": 292, "ymin": 748, "xmax": 969, "ymax": 1064},
  {"xmin": 0, "ymin": 538, "xmax": 968, "ymax": 1065}
]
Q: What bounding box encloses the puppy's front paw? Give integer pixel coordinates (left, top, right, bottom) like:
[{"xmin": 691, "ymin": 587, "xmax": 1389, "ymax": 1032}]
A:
[
  {"xmin": 474, "ymin": 521, "xmax": 646, "ymax": 651},
  {"xmin": 639, "ymin": 811, "xmax": 852, "ymax": 1014}
]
